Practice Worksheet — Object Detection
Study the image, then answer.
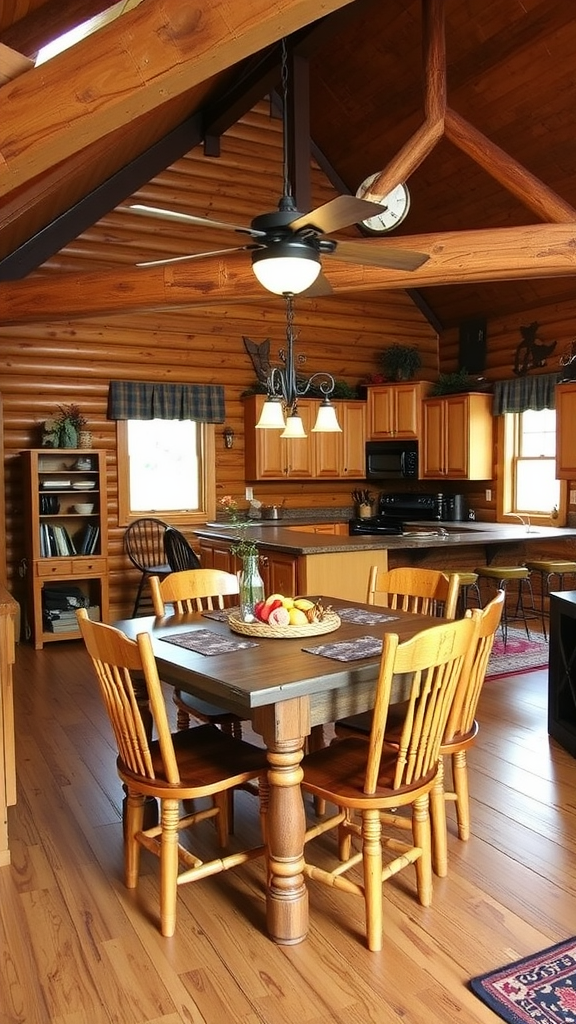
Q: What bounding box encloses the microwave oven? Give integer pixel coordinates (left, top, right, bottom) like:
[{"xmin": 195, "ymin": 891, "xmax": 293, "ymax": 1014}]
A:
[{"xmin": 365, "ymin": 439, "xmax": 419, "ymax": 481}]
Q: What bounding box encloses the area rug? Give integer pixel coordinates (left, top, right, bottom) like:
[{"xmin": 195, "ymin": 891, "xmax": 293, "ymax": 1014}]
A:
[
  {"xmin": 470, "ymin": 937, "xmax": 576, "ymax": 1024},
  {"xmin": 486, "ymin": 626, "xmax": 549, "ymax": 680}
]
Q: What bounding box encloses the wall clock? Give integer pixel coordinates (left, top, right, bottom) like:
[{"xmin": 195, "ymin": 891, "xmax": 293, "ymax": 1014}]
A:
[{"xmin": 355, "ymin": 175, "xmax": 410, "ymax": 234}]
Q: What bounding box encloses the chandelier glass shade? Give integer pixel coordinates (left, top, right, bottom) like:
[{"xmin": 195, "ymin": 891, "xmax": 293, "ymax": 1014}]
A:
[{"xmin": 255, "ymin": 293, "xmax": 341, "ymax": 437}]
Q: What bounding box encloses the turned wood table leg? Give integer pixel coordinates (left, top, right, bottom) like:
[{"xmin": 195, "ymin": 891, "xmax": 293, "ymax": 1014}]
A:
[{"xmin": 253, "ymin": 697, "xmax": 310, "ymax": 945}]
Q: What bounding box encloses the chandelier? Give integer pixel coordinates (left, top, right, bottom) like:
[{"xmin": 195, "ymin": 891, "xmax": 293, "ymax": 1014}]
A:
[{"xmin": 255, "ymin": 293, "xmax": 341, "ymax": 437}]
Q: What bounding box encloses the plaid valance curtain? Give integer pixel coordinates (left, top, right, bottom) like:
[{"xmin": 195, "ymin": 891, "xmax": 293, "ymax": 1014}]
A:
[
  {"xmin": 492, "ymin": 371, "xmax": 561, "ymax": 415},
  {"xmin": 107, "ymin": 381, "xmax": 225, "ymax": 422}
]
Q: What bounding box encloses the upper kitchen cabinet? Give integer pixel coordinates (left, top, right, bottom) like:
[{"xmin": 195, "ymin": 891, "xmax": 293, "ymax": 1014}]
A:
[
  {"xmin": 314, "ymin": 401, "xmax": 366, "ymax": 479},
  {"xmin": 244, "ymin": 396, "xmax": 366, "ymax": 481},
  {"xmin": 366, "ymin": 382, "xmax": 432, "ymax": 439},
  {"xmin": 556, "ymin": 382, "xmax": 576, "ymax": 478},
  {"xmin": 421, "ymin": 393, "xmax": 493, "ymax": 480},
  {"xmin": 244, "ymin": 395, "xmax": 315, "ymax": 480}
]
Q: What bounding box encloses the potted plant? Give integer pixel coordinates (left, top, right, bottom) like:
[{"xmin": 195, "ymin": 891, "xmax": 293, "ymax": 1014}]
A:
[
  {"xmin": 41, "ymin": 404, "xmax": 87, "ymax": 448},
  {"xmin": 378, "ymin": 344, "xmax": 422, "ymax": 381}
]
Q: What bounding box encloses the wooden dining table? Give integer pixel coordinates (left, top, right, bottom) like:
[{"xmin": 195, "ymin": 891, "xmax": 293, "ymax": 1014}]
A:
[{"xmin": 113, "ymin": 596, "xmax": 439, "ymax": 945}]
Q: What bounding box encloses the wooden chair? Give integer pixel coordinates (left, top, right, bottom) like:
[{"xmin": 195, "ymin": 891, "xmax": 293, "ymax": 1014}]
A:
[
  {"xmin": 300, "ymin": 615, "xmax": 478, "ymax": 951},
  {"xmin": 149, "ymin": 569, "xmax": 243, "ymax": 735},
  {"xmin": 335, "ymin": 590, "xmax": 505, "ymax": 878},
  {"xmin": 123, "ymin": 517, "xmax": 171, "ymax": 616},
  {"xmin": 367, "ymin": 565, "xmax": 460, "ymax": 620},
  {"xmin": 76, "ymin": 608, "xmax": 267, "ymax": 937}
]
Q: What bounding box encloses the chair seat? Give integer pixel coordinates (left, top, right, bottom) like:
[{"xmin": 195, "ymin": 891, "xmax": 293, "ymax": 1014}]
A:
[
  {"xmin": 525, "ymin": 560, "xmax": 576, "ymax": 573},
  {"xmin": 302, "ymin": 736, "xmax": 438, "ymax": 808},
  {"xmin": 119, "ymin": 724, "xmax": 266, "ymax": 797},
  {"xmin": 475, "ymin": 566, "xmax": 529, "ymax": 580}
]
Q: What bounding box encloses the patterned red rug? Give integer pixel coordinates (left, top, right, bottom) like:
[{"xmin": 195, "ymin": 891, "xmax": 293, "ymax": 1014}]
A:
[
  {"xmin": 470, "ymin": 938, "xmax": 576, "ymax": 1023},
  {"xmin": 486, "ymin": 626, "xmax": 549, "ymax": 680}
]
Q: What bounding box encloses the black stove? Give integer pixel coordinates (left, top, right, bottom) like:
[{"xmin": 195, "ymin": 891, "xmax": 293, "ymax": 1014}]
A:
[
  {"xmin": 348, "ymin": 492, "xmax": 442, "ymax": 536},
  {"xmin": 349, "ymin": 517, "xmax": 403, "ymax": 536}
]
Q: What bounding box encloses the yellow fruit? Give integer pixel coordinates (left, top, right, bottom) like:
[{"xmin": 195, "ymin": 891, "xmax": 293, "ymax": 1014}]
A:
[
  {"xmin": 264, "ymin": 593, "xmax": 284, "ymax": 607},
  {"xmin": 288, "ymin": 607, "xmax": 308, "ymax": 626},
  {"xmin": 281, "ymin": 597, "xmax": 295, "ymax": 610},
  {"xmin": 294, "ymin": 598, "xmax": 315, "ymax": 611}
]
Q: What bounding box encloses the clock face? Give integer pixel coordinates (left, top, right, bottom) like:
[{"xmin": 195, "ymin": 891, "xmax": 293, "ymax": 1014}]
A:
[{"xmin": 356, "ymin": 176, "xmax": 410, "ymax": 234}]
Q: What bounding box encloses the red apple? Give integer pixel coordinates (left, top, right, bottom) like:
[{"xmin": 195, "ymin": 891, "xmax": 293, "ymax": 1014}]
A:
[{"xmin": 254, "ymin": 600, "xmax": 266, "ymax": 621}]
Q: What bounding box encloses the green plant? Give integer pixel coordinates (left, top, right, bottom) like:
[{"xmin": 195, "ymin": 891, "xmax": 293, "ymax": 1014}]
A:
[
  {"xmin": 429, "ymin": 369, "xmax": 477, "ymax": 395},
  {"xmin": 219, "ymin": 495, "xmax": 258, "ymax": 560},
  {"xmin": 42, "ymin": 404, "xmax": 87, "ymax": 447},
  {"xmin": 378, "ymin": 344, "xmax": 422, "ymax": 381}
]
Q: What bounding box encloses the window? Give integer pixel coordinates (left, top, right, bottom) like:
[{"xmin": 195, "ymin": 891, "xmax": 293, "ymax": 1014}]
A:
[
  {"xmin": 500, "ymin": 409, "xmax": 565, "ymax": 523},
  {"xmin": 117, "ymin": 419, "xmax": 215, "ymax": 526}
]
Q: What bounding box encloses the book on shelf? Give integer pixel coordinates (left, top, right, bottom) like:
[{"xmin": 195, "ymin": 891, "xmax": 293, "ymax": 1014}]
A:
[
  {"xmin": 43, "ymin": 605, "xmax": 100, "ymax": 633},
  {"xmin": 76, "ymin": 523, "xmax": 100, "ymax": 555},
  {"xmin": 40, "ymin": 522, "xmax": 76, "ymax": 556}
]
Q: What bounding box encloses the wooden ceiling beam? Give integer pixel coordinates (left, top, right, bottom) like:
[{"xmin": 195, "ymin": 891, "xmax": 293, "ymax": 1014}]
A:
[
  {"xmin": 0, "ymin": 0, "xmax": 355, "ymax": 206},
  {"xmin": 3, "ymin": 223, "xmax": 576, "ymax": 323}
]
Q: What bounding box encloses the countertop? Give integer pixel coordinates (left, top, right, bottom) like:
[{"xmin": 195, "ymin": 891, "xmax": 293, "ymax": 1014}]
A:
[{"xmin": 194, "ymin": 520, "xmax": 576, "ymax": 556}]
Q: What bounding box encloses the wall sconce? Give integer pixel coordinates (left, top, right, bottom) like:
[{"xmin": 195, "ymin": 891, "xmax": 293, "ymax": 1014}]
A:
[{"xmin": 223, "ymin": 425, "xmax": 235, "ymax": 449}]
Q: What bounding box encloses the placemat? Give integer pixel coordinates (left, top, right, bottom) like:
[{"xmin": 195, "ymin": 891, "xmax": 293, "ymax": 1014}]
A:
[
  {"xmin": 201, "ymin": 606, "xmax": 240, "ymax": 622},
  {"xmin": 159, "ymin": 629, "xmax": 258, "ymax": 655},
  {"xmin": 336, "ymin": 607, "xmax": 399, "ymax": 625},
  {"xmin": 302, "ymin": 635, "xmax": 383, "ymax": 662}
]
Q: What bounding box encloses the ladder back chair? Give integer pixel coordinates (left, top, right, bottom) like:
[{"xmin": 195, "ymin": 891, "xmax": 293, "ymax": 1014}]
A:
[
  {"xmin": 76, "ymin": 608, "xmax": 266, "ymax": 937},
  {"xmin": 149, "ymin": 569, "xmax": 245, "ymax": 736},
  {"xmin": 367, "ymin": 566, "xmax": 460, "ymax": 620},
  {"xmin": 301, "ymin": 615, "xmax": 478, "ymax": 951},
  {"xmin": 123, "ymin": 517, "xmax": 171, "ymax": 616}
]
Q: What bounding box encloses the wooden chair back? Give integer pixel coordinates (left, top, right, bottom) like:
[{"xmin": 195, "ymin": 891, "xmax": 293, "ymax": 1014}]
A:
[
  {"xmin": 149, "ymin": 568, "xmax": 239, "ymax": 616},
  {"xmin": 444, "ymin": 588, "xmax": 505, "ymax": 741},
  {"xmin": 76, "ymin": 608, "xmax": 180, "ymax": 784},
  {"xmin": 366, "ymin": 616, "xmax": 478, "ymax": 794},
  {"xmin": 123, "ymin": 517, "xmax": 169, "ymax": 572},
  {"xmin": 367, "ymin": 566, "xmax": 460, "ymax": 620}
]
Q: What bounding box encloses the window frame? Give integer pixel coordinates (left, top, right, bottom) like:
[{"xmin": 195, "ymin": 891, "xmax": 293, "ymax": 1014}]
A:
[
  {"xmin": 497, "ymin": 411, "xmax": 567, "ymax": 526},
  {"xmin": 116, "ymin": 419, "xmax": 216, "ymax": 528}
]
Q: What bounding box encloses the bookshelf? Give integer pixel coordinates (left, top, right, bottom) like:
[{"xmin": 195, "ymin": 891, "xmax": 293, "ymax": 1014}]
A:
[{"xmin": 21, "ymin": 449, "xmax": 109, "ymax": 649}]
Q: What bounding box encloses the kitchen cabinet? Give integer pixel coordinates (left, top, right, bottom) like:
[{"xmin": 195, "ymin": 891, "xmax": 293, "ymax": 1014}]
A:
[
  {"xmin": 421, "ymin": 393, "xmax": 493, "ymax": 480},
  {"xmin": 314, "ymin": 401, "xmax": 366, "ymax": 479},
  {"xmin": 366, "ymin": 382, "xmax": 432, "ymax": 439},
  {"xmin": 197, "ymin": 536, "xmax": 297, "ymax": 595},
  {"xmin": 244, "ymin": 395, "xmax": 366, "ymax": 480},
  {"xmin": 556, "ymin": 382, "xmax": 576, "ymax": 478},
  {"xmin": 21, "ymin": 449, "xmax": 109, "ymax": 649},
  {"xmin": 244, "ymin": 395, "xmax": 315, "ymax": 479}
]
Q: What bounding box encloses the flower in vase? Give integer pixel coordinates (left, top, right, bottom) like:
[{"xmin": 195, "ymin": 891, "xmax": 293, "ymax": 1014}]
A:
[{"xmin": 219, "ymin": 496, "xmax": 258, "ymax": 560}]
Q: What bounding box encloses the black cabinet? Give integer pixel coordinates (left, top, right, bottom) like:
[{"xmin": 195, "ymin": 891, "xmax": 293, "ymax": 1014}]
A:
[{"xmin": 548, "ymin": 592, "xmax": 576, "ymax": 756}]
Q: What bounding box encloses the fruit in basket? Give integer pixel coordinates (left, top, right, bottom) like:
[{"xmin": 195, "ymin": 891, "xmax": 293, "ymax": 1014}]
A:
[
  {"xmin": 268, "ymin": 606, "xmax": 290, "ymax": 627},
  {"xmin": 288, "ymin": 607, "xmax": 309, "ymax": 626},
  {"xmin": 294, "ymin": 598, "xmax": 315, "ymax": 611}
]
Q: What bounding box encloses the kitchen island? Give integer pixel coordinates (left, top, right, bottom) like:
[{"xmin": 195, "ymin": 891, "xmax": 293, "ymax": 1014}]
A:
[{"xmin": 194, "ymin": 520, "xmax": 576, "ymax": 604}]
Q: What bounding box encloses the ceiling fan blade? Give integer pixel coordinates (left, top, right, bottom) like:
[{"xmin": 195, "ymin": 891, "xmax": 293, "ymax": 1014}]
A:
[
  {"xmin": 130, "ymin": 204, "xmax": 264, "ymax": 237},
  {"xmin": 289, "ymin": 195, "xmax": 385, "ymax": 236},
  {"xmin": 137, "ymin": 245, "xmax": 251, "ymax": 268},
  {"xmin": 331, "ymin": 239, "xmax": 430, "ymax": 272},
  {"xmin": 299, "ymin": 271, "xmax": 332, "ymax": 297}
]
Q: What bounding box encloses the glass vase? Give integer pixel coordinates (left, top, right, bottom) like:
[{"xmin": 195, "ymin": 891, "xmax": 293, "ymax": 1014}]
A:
[{"xmin": 239, "ymin": 554, "xmax": 265, "ymax": 622}]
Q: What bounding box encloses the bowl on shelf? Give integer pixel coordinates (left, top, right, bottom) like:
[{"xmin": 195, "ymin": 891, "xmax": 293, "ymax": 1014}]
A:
[
  {"xmin": 73, "ymin": 503, "xmax": 94, "ymax": 514},
  {"xmin": 72, "ymin": 480, "xmax": 96, "ymax": 490}
]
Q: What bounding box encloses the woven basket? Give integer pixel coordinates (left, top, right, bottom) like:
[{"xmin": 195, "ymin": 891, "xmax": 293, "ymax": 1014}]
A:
[{"xmin": 228, "ymin": 610, "xmax": 341, "ymax": 639}]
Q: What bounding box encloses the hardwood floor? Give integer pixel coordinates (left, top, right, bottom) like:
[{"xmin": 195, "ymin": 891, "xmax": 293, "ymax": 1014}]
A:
[{"xmin": 2, "ymin": 639, "xmax": 575, "ymax": 1024}]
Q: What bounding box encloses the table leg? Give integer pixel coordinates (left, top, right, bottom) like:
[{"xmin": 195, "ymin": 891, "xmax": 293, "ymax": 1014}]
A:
[{"xmin": 253, "ymin": 697, "xmax": 310, "ymax": 945}]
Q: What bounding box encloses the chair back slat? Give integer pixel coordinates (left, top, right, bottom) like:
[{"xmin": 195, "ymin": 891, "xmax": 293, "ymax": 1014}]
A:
[
  {"xmin": 367, "ymin": 566, "xmax": 460, "ymax": 620},
  {"xmin": 444, "ymin": 589, "xmax": 505, "ymax": 740},
  {"xmin": 149, "ymin": 568, "xmax": 239, "ymax": 617},
  {"xmin": 76, "ymin": 609, "xmax": 180, "ymax": 784},
  {"xmin": 365, "ymin": 616, "xmax": 478, "ymax": 794}
]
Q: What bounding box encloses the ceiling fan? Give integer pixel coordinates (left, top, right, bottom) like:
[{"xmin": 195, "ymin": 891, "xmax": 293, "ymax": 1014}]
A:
[{"xmin": 131, "ymin": 41, "xmax": 429, "ymax": 295}]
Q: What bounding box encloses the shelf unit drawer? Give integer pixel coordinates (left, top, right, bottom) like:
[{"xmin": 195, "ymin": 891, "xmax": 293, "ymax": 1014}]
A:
[{"xmin": 36, "ymin": 559, "xmax": 74, "ymax": 576}]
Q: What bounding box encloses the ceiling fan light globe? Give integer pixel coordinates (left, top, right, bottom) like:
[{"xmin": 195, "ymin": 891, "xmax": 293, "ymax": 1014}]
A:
[
  {"xmin": 256, "ymin": 399, "xmax": 286, "ymax": 429},
  {"xmin": 311, "ymin": 401, "xmax": 342, "ymax": 433},
  {"xmin": 252, "ymin": 247, "xmax": 321, "ymax": 295}
]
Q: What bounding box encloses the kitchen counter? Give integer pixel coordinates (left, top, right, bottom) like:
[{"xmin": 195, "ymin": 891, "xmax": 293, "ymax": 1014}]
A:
[{"xmin": 195, "ymin": 520, "xmax": 576, "ymax": 556}]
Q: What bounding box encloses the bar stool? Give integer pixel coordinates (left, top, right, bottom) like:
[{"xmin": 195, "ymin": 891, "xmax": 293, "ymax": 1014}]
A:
[
  {"xmin": 453, "ymin": 571, "xmax": 482, "ymax": 616},
  {"xmin": 474, "ymin": 565, "xmax": 538, "ymax": 646},
  {"xmin": 524, "ymin": 560, "xmax": 576, "ymax": 639}
]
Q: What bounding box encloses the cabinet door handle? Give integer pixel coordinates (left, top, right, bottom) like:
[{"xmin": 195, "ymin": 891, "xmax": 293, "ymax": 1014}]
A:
[{"xmin": 260, "ymin": 555, "xmax": 269, "ymax": 566}]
